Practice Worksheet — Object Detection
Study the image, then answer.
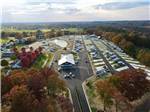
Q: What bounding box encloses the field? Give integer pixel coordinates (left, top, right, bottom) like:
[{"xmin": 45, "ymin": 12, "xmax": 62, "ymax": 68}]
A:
[
  {"xmin": 2, "ymin": 28, "xmax": 51, "ymax": 33},
  {"xmin": 32, "ymin": 53, "xmax": 53, "ymax": 69},
  {"xmin": 2, "ymin": 27, "xmax": 83, "ymax": 33},
  {"xmin": 0, "ymin": 37, "xmax": 16, "ymax": 44},
  {"xmin": 32, "ymin": 54, "xmax": 48, "ymax": 69},
  {"xmin": 66, "ymin": 28, "xmax": 83, "ymax": 32}
]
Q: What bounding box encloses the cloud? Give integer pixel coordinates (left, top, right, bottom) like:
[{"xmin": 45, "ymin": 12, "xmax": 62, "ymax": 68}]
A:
[
  {"xmin": 2, "ymin": 0, "xmax": 150, "ymax": 23},
  {"xmin": 5, "ymin": 2, "xmax": 80, "ymax": 15},
  {"xmin": 95, "ymin": 2, "xmax": 149, "ymax": 10},
  {"xmin": 64, "ymin": 8, "xmax": 80, "ymax": 14},
  {"xmin": 4, "ymin": 3, "xmax": 51, "ymax": 15}
]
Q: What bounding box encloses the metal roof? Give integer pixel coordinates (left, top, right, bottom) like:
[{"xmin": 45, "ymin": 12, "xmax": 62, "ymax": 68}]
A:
[{"xmin": 58, "ymin": 54, "xmax": 75, "ymax": 65}]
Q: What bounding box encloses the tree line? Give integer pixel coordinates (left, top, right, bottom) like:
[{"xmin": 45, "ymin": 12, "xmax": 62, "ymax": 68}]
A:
[
  {"xmin": 2, "ymin": 68, "xmax": 73, "ymax": 112},
  {"xmin": 1, "ymin": 29, "xmax": 83, "ymax": 39},
  {"xmin": 95, "ymin": 69, "xmax": 150, "ymax": 112}
]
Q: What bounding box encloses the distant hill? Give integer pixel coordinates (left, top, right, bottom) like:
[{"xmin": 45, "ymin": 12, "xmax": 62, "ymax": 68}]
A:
[{"xmin": 2, "ymin": 21, "xmax": 150, "ymax": 35}]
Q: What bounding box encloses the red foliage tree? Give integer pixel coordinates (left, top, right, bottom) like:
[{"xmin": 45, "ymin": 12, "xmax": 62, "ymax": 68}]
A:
[
  {"xmin": 27, "ymin": 72, "xmax": 46, "ymax": 100},
  {"xmin": 1, "ymin": 76, "xmax": 13, "ymax": 96},
  {"xmin": 35, "ymin": 49, "xmax": 39, "ymax": 56},
  {"xmin": 12, "ymin": 47, "xmax": 20, "ymax": 59},
  {"xmin": 20, "ymin": 55, "xmax": 30, "ymax": 68},
  {"xmin": 38, "ymin": 46, "xmax": 43, "ymax": 54},
  {"xmin": 8, "ymin": 85, "xmax": 36, "ymax": 112},
  {"xmin": 57, "ymin": 96, "xmax": 73, "ymax": 112},
  {"xmin": 116, "ymin": 69, "xmax": 150, "ymax": 101},
  {"xmin": 40, "ymin": 67, "xmax": 56, "ymax": 81}
]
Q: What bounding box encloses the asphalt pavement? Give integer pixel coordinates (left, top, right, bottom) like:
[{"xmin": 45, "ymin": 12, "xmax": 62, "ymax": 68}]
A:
[
  {"xmin": 91, "ymin": 39, "xmax": 116, "ymax": 74},
  {"xmin": 51, "ymin": 35, "xmax": 93, "ymax": 112}
]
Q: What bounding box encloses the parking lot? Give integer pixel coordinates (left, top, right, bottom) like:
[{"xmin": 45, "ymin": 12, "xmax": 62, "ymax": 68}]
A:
[
  {"xmin": 41, "ymin": 35, "xmax": 150, "ymax": 112},
  {"xmin": 81, "ymin": 35, "xmax": 137, "ymax": 78}
]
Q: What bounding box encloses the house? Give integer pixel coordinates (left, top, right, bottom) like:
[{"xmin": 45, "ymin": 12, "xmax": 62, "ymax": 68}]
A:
[
  {"xmin": 2, "ymin": 51, "xmax": 14, "ymax": 58},
  {"xmin": 18, "ymin": 38, "xmax": 26, "ymax": 44},
  {"xmin": 58, "ymin": 54, "xmax": 75, "ymax": 69},
  {"xmin": 36, "ymin": 30, "xmax": 44, "ymax": 40}
]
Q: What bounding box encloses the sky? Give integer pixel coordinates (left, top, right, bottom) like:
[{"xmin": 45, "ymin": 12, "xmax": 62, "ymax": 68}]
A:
[{"xmin": 1, "ymin": 0, "xmax": 150, "ymax": 23}]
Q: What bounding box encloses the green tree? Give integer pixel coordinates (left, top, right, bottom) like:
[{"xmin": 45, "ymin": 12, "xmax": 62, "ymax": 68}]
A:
[
  {"xmin": 10, "ymin": 55, "xmax": 17, "ymax": 61},
  {"xmin": 22, "ymin": 32, "xmax": 28, "ymax": 37},
  {"xmin": 1, "ymin": 31, "xmax": 9, "ymax": 38},
  {"xmin": 1, "ymin": 59, "xmax": 9, "ymax": 67}
]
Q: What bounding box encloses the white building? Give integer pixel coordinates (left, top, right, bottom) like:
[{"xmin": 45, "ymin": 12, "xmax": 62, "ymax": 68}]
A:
[{"xmin": 58, "ymin": 54, "xmax": 75, "ymax": 69}]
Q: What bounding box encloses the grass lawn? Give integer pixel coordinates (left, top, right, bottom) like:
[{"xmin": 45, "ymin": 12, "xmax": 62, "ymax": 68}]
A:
[
  {"xmin": 67, "ymin": 28, "xmax": 83, "ymax": 32},
  {"xmin": 46, "ymin": 53, "xmax": 54, "ymax": 66},
  {"xmin": 2, "ymin": 28, "xmax": 52, "ymax": 33},
  {"xmin": 13, "ymin": 44, "xmax": 25, "ymax": 51},
  {"xmin": 84, "ymin": 75, "xmax": 111, "ymax": 112},
  {"xmin": 0, "ymin": 37, "xmax": 16, "ymax": 44},
  {"xmin": 32, "ymin": 54, "xmax": 48, "ymax": 69},
  {"xmin": 2, "ymin": 28, "xmax": 36, "ymax": 33}
]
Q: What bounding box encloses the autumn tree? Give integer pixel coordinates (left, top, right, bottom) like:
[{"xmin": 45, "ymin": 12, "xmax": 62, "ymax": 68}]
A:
[
  {"xmin": 137, "ymin": 49, "xmax": 150, "ymax": 66},
  {"xmin": 40, "ymin": 67, "xmax": 56, "ymax": 81},
  {"xmin": 115, "ymin": 69, "xmax": 150, "ymax": 101},
  {"xmin": 47, "ymin": 75, "xmax": 66, "ymax": 96},
  {"xmin": 1, "ymin": 70, "xmax": 27, "ymax": 96},
  {"xmin": 27, "ymin": 72, "xmax": 46, "ymax": 100},
  {"xmin": 108, "ymin": 76, "xmax": 132, "ymax": 112},
  {"xmin": 2, "ymin": 68, "xmax": 68, "ymax": 112},
  {"xmin": 9, "ymin": 70, "xmax": 27, "ymax": 86},
  {"xmin": 15, "ymin": 32, "xmax": 23, "ymax": 39},
  {"xmin": 95, "ymin": 80, "xmax": 114, "ymax": 111},
  {"xmin": 120, "ymin": 41, "xmax": 136, "ymax": 57},
  {"xmin": 96, "ymin": 75, "xmax": 132, "ymax": 112},
  {"xmin": 57, "ymin": 96, "xmax": 73, "ymax": 112},
  {"xmin": 1, "ymin": 75, "xmax": 13, "ymax": 96},
  {"xmin": 9, "ymin": 85, "xmax": 35, "ymax": 112},
  {"xmin": 112, "ymin": 34, "xmax": 123, "ymax": 45}
]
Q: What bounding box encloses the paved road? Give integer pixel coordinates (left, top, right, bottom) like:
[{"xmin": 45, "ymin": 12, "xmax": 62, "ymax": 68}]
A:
[
  {"xmin": 51, "ymin": 35, "xmax": 93, "ymax": 112},
  {"xmin": 60, "ymin": 50, "xmax": 92, "ymax": 112},
  {"xmin": 69, "ymin": 38, "xmax": 93, "ymax": 112}
]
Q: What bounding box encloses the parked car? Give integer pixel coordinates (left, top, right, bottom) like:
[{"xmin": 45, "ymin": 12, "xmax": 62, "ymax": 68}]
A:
[
  {"xmin": 96, "ymin": 69, "xmax": 106, "ymax": 76},
  {"xmin": 71, "ymin": 74, "xmax": 75, "ymax": 78},
  {"xmin": 118, "ymin": 61, "xmax": 125, "ymax": 66},
  {"xmin": 64, "ymin": 74, "xmax": 71, "ymax": 79}
]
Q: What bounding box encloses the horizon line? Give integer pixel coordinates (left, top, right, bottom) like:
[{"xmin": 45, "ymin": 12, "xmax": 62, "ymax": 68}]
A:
[{"xmin": 2, "ymin": 20, "xmax": 150, "ymax": 24}]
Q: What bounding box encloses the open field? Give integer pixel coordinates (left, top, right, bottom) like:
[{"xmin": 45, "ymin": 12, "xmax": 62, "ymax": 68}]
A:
[
  {"xmin": 2, "ymin": 28, "xmax": 83, "ymax": 33},
  {"xmin": 0, "ymin": 37, "xmax": 16, "ymax": 44},
  {"xmin": 2, "ymin": 28, "xmax": 51, "ymax": 33},
  {"xmin": 32, "ymin": 54, "xmax": 48, "ymax": 69}
]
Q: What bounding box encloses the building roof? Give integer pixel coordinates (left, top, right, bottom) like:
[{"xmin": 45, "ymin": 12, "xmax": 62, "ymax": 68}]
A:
[
  {"xmin": 58, "ymin": 54, "xmax": 75, "ymax": 65},
  {"xmin": 25, "ymin": 42, "xmax": 43, "ymax": 52}
]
